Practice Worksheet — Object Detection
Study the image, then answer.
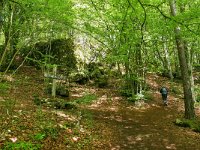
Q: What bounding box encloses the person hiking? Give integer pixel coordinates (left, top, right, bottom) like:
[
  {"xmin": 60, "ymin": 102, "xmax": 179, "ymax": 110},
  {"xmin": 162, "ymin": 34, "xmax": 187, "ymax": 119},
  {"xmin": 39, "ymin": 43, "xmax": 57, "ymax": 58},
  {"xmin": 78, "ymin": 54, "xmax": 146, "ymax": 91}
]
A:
[{"xmin": 160, "ymin": 86, "xmax": 168, "ymax": 106}]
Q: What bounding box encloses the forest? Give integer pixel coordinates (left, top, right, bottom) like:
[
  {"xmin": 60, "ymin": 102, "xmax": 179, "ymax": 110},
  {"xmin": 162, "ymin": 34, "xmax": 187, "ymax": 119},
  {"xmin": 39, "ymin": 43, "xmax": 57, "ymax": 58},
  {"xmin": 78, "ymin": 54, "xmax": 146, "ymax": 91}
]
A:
[{"xmin": 0, "ymin": 0, "xmax": 200, "ymax": 149}]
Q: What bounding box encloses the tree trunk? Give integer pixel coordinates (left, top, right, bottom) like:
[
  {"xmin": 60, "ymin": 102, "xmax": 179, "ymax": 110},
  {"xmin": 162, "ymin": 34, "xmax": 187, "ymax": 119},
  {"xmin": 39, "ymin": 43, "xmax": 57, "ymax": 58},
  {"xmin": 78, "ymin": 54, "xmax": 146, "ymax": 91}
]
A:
[
  {"xmin": 162, "ymin": 37, "xmax": 173, "ymax": 80},
  {"xmin": 180, "ymin": 4, "xmax": 196, "ymax": 103},
  {"xmin": 0, "ymin": 0, "xmax": 3, "ymax": 32},
  {"xmin": 169, "ymin": 0, "xmax": 195, "ymax": 119}
]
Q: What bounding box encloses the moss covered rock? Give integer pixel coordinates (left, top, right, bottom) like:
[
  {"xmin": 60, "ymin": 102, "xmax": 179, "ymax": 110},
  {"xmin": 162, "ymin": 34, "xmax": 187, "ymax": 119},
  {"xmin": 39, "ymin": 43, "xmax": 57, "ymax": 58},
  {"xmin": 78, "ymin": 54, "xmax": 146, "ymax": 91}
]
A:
[{"xmin": 30, "ymin": 38, "xmax": 77, "ymax": 75}]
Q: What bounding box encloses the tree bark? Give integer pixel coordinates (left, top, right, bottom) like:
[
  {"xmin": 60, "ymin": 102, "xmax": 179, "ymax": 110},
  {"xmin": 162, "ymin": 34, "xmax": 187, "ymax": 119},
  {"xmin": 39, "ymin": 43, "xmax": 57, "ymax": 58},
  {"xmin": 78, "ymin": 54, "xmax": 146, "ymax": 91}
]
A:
[
  {"xmin": 162, "ymin": 36, "xmax": 173, "ymax": 80},
  {"xmin": 0, "ymin": 0, "xmax": 3, "ymax": 32},
  {"xmin": 169, "ymin": 0, "xmax": 195, "ymax": 119}
]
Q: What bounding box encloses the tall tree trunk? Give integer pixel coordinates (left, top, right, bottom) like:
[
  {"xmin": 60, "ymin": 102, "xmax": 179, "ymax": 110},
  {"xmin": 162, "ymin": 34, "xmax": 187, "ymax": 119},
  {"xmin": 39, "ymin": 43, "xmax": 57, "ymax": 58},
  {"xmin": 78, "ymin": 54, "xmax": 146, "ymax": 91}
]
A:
[
  {"xmin": 162, "ymin": 36, "xmax": 173, "ymax": 80},
  {"xmin": 0, "ymin": 0, "xmax": 3, "ymax": 32},
  {"xmin": 169, "ymin": 0, "xmax": 195, "ymax": 119},
  {"xmin": 184, "ymin": 41, "xmax": 196, "ymax": 102},
  {"xmin": 136, "ymin": 43, "xmax": 143, "ymax": 94},
  {"xmin": 180, "ymin": 4, "xmax": 196, "ymax": 103},
  {"xmin": 173, "ymin": 45, "xmax": 181, "ymax": 78}
]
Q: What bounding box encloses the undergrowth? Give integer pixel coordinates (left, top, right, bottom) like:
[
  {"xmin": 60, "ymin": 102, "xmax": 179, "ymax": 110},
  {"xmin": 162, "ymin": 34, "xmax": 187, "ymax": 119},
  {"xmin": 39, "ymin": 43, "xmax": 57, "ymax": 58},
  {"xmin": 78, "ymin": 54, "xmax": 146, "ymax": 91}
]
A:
[
  {"xmin": 0, "ymin": 82, "xmax": 10, "ymax": 94},
  {"xmin": 2, "ymin": 141, "xmax": 41, "ymax": 150},
  {"xmin": 75, "ymin": 93, "xmax": 97, "ymax": 104},
  {"xmin": 174, "ymin": 118, "xmax": 200, "ymax": 133}
]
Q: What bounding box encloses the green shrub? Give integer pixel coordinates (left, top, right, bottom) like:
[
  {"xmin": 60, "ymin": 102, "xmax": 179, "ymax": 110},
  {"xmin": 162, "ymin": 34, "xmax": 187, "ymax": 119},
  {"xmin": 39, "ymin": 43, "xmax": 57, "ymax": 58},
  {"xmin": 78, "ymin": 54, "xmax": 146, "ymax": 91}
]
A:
[
  {"xmin": 120, "ymin": 84, "xmax": 133, "ymax": 98},
  {"xmin": 195, "ymin": 87, "xmax": 200, "ymax": 102},
  {"xmin": 70, "ymin": 71, "xmax": 89, "ymax": 85},
  {"xmin": 171, "ymin": 86, "xmax": 182, "ymax": 94},
  {"xmin": 95, "ymin": 76, "xmax": 108, "ymax": 88},
  {"xmin": 143, "ymin": 91, "xmax": 154, "ymax": 101},
  {"xmin": 196, "ymin": 96, "xmax": 200, "ymax": 103},
  {"xmin": 32, "ymin": 94, "xmax": 42, "ymax": 106},
  {"xmin": 128, "ymin": 93, "xmax": 145, "ymax": 103}
]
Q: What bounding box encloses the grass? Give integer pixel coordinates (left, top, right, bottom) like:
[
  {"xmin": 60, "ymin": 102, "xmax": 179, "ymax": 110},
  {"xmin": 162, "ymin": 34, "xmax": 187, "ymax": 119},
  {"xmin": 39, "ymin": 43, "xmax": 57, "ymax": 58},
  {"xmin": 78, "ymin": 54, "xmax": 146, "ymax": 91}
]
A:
[
  {"xmin": 33, "ymin": 133, "xmax": 46, "ymax": 141},
  {"xmin": 75, "ymin": 93, "xmax": 97, "ymax": 104},
  {"xmin": 2, "ymin": 141, "xmax": 41, "ymax": 150},
  {"xmin": 0, "ymin": 82, "xmax": 10, "ymax": 94}
]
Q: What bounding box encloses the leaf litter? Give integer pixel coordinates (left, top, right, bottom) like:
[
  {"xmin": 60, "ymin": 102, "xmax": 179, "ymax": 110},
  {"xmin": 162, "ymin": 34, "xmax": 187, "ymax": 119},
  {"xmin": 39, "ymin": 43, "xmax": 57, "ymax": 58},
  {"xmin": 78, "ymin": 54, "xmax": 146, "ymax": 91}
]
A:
[{"xmin": 0, "ymin": 67, "xmax": 200, "ymax": 149}]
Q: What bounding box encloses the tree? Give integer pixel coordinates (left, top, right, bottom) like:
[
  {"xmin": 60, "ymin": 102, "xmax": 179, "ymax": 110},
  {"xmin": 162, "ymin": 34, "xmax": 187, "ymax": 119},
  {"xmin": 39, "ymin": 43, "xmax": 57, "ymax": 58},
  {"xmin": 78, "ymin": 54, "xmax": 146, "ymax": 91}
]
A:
[
  {"xmin": 169, "ymin": 0, "xmax": 195, "ymax": 119},
  {"xmin": 74, "ymin": 0, "xmax": 199, "ymax": 119},
  {"xmin": 74, "ymin": 0, "xmax": 148, "ymax": 98},
  {"xmin": 0, "ymin": 0, "xmax": 75, "ymax": 72}
]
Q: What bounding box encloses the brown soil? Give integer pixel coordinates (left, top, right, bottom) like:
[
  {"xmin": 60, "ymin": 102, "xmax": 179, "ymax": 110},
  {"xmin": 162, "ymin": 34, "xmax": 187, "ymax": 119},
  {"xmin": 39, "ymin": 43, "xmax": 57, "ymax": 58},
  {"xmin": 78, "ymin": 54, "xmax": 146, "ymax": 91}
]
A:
[{"xmin": 83, "ymin": 74, "xmax": 200, "ymax": 150}]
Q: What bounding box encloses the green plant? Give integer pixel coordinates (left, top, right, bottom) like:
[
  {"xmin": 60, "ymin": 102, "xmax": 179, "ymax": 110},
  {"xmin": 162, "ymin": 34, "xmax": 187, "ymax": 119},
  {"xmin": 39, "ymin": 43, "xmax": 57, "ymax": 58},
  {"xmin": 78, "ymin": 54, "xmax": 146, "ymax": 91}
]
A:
[
  {"xmin": 81, "ymin": 110, "xmax": 94, "ymax": 129},
  {"xmin": 95, "ymin": 76, "xmax": 108, "ymax": 88},
  {"xmin": 171, "ymin": 86, "xmax": 182, "ymax": 94},
  {"xmin": 2, "ymin": 141, "xmax": 41, "ymax": 150},
  {"xmin": 0, "ymin": 82, "xmax": 10, "ymax": 93},
  {"xmin": 75, "ymin": 93, "xmax": 97, "ymax": 104},
  {"xmin": 127, "ymin": 93, "xmax": 145, "ymax": 103},
  {"xmin": 174, "ymin": 118, "xmax": 200, "ymax": 133},
  {"xmin": 120, "ymin": 83, "xmax": 133, "ymax": 98},
  {"xmin": 194, "ymin": 87, "xmax": 200, "ymax": 102},
  {"xmin": 32, "ymin": 94, "xmax": 42, "ymax": 106},
  {"xmin": 33, "ymin": 133, "xmax": 46, "ymax": 141},
  {"xmin": 143, "ymin": 91, "xmax": 154, "ymax": 101},
  {"xmin": 120, "ymin": 89, "xmax": 132, "ymax": 98},
  {"xmin": 42, "ymin": 126, "xmax": 60, "ymax": 139}
]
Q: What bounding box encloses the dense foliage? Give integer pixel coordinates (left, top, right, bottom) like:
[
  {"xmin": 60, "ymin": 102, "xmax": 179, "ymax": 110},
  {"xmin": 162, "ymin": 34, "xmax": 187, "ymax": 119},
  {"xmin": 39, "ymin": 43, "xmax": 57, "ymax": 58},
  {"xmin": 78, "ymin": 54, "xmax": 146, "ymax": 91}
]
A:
[{"xmin": 0, "ymin": 0, "xmax": 199, "ymax": 118}]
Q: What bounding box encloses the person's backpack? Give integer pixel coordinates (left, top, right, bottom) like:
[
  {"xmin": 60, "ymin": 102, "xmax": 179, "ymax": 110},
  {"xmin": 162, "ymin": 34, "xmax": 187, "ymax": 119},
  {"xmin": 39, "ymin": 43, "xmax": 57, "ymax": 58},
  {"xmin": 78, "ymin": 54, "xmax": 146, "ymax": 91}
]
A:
[{"xmin": 160, "ymin": 87, "xmax": 167, "ymax": 94}]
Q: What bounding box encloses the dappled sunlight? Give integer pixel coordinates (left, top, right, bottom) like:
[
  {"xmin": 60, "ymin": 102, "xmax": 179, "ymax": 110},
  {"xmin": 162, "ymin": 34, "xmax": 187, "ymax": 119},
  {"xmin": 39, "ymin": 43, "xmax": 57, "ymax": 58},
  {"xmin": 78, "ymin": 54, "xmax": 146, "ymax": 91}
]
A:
[
  {"xmin": 70, "ymin": 87, "xmax": 86, "ymax": 98},
  {"xmin": 87, "ymin": 93, "xmax": 122, "ymax": 112},
  {"xmin": 166, "ymin": 144, "xmax": 177, "ymax": 150},
  {"xmin": 111, "ymin": 145, "xmax": 121, "ymax": 150},
  {"xmin": 70, "ymin": 93, "xmax": 83, "ymax": 98},
  {"xmin": 98, "ymin": 94, "xmax": 108, "ymax": 102},
  {"xmin": 146, "ymin": 74, "xmax": 161, "ymax": 89},
  {"xmin": 162, "ymin": 139, "xmax": 177, "ymax": 150},
  {"xmin": 0, "ymin": 65, "xmax": 199, "ymax": 149},
  {"xmin": 112, "ymin": 96, "xmax": 122, "ymax": 101}
]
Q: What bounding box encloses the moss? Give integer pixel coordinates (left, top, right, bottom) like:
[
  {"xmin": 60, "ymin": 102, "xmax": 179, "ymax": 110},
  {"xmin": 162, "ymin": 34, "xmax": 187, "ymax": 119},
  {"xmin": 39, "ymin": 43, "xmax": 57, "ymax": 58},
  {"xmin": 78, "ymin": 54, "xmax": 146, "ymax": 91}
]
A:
[
  {"xmin": 30, "ymin": 38, "xmax": 77, "ymax": 75},
  {"xmin": 174, "ymin": 118, "xmax": 200, "ymax": 132}
]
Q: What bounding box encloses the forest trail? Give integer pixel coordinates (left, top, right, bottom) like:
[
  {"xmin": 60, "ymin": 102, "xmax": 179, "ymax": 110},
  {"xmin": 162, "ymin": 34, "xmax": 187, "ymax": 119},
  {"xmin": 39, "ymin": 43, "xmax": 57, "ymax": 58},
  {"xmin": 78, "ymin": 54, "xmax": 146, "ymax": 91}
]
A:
[
  {"xmin": 82, "ymin": 74, "xmax": 200, "ymax": 150},
  {"xmin": 1, "ymin": 68, "xmax": 200, "ymax": 150}
]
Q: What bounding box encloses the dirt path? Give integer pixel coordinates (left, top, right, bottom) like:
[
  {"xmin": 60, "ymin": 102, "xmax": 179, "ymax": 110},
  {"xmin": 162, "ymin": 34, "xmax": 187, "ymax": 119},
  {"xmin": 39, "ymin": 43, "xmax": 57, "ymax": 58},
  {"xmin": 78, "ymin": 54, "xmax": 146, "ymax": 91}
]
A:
[
  {"xmin": 83, "ymin": 78, "xmax": 200, "ymax": 150},
  {"xmin": 4, "ymin": 68, "xmax": 199, "ymax": 150}
]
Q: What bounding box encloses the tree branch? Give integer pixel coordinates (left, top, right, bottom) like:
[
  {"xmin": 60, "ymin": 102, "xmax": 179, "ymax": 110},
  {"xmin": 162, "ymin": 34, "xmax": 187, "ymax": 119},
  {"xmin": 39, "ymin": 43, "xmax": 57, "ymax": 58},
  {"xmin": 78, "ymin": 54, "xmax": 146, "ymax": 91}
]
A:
[
  {"xmin": 137, "ymin": 0, "xmax": 147, "ymax": 44},
  {"xmin": 143, "ymin": 3, "xmax": 198, "ymax": 35}
]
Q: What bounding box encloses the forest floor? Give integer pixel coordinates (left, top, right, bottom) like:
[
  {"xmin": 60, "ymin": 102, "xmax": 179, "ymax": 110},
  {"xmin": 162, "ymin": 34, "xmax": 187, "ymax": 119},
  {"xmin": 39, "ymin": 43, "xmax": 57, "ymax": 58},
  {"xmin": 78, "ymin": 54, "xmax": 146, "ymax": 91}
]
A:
[{"xmin": 0, "ymin": 66, "xmax": 200, "ymax": 150}]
